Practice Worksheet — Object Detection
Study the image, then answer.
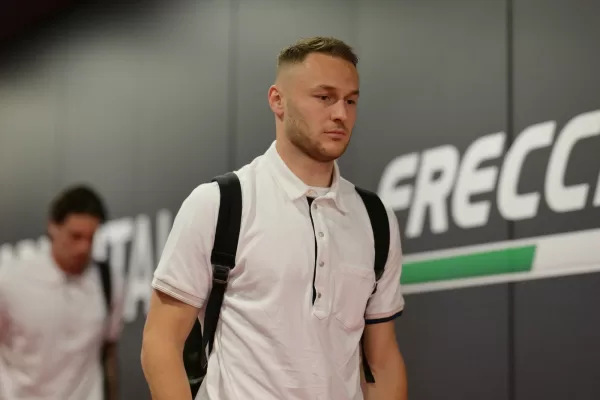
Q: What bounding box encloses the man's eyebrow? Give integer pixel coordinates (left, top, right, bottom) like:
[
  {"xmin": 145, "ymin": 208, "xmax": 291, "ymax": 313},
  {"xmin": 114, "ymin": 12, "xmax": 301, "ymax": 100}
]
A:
[{"xmin": 314, "ymin": 84, "xmax": 360, "ymax": 96}]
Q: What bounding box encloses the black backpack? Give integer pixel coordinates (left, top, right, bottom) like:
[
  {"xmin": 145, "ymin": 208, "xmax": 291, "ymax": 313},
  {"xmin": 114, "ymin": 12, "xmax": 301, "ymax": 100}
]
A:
[
  {"xmin": 183, "ymin": 172, "xmax": 391, "ymax": 397},
  {"xmin": 96, "ymin": 260, "xmax": 113, "ymax": 400}
]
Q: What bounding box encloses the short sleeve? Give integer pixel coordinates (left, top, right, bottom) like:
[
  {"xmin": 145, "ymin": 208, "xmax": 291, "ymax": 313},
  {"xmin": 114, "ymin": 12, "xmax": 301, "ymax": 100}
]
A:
[
  {"xmin": 151, "ymin": 182, "xmax": 220, "ymax": 309},
  {"xmin": 364, "ymin": 206, "xmax": 405, "ymax": 324}
]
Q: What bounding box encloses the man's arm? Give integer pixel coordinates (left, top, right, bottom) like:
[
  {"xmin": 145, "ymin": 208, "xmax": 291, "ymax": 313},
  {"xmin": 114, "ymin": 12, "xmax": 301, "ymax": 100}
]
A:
[
  {"xmin": 362, "ymin": 205, "xmax": 407, "ymax": 399},
  {"xmin": 361, "ymin": 321, "xmax": 407, "ymax": 400},
  {"xmin": 140, "ymin": 182, "xmax": 220, "ymax": 399},
  {"xmin": 141, "ymin": 289, "xmax": 200, "ymax": 400},
  {"xmin": 103, "ymin": 342, "xmax": 118, "ymax": 400}
]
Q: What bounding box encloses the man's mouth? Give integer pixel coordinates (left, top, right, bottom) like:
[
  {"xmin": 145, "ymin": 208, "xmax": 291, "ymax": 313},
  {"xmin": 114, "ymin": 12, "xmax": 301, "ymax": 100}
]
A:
[{"xmin": 324, "ymin": 129, "xmax": 346, "ymax": 137}]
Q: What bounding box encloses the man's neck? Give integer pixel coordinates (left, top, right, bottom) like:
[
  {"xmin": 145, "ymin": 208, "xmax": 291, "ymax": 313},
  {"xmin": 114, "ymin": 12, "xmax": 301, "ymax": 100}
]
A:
[
  {"xmin": 275, "ymin": 139, "xmax": 334, "ymax": 188},
  {"xmin": 51, "ymin": 248, "xmax": 65, "ymax": 271},
  {"xmin": 51, "ymin": 247, "xmax": 81, "ymax": 277}
]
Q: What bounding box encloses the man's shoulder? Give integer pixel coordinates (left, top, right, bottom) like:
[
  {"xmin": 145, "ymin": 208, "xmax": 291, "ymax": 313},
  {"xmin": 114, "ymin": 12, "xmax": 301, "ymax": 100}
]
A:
[
  {"xmin": 339, "ymin": 175, "xmax": 381, "ymax": 198},
  {"xmin": 338, "ymin": 174, "xmax": 357, "ymax": 193},
  {"xmin": 174, "ymin": 165, "xmax": 254, "ymax": 226},
  {"xmin": 338, "ymin": 175, "xmax": 379, "ymax": 207},
  {"xmin": 180, "ymin": 179, "xmax": 222, "ymax": 216},
  {"xmin": 0, "ymin": 254, "xmax": 45, "ymax": 290},
  {"xmin": 90, "ymin": 259, "xmax": 123, "ymax": 292},
  {"xmin": 340, "ymin": 176, "xmax": 398, "ymax": 223},
  {"xmin": 186, "ymin": 157, "xmax": 264, "ymax": 203}
]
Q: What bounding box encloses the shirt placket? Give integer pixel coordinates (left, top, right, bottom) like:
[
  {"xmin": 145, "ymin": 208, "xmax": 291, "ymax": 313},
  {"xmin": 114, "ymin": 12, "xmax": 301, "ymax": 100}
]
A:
[
  {"xmin": 310, "ymin": 199, "xmax": 331, "ymax": 318},
  {"xmin": 63, "ymin": 280, "xmax": 79, "ymax": 342}
]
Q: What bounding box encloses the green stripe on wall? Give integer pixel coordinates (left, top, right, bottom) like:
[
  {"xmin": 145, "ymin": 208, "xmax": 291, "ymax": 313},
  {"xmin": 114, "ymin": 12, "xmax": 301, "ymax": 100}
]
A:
[{"xmin": 401, "ymin": 245, "xmax": 536, "ymax": 285}]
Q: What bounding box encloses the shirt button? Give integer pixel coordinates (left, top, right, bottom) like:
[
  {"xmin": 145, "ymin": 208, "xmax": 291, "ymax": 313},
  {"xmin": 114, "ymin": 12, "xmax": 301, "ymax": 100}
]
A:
[
  {"xmin": 319, "ymin": 261, "xmax": 324, "ymax": 267},
  {"xmin": 318, "ymin": 232, "xmax": 324, "ymax": 238},
  {"xmin": 313, "ymin": 204, "xmax": 318, "ymax": 210},
  {"xmin": 317, "ymin": 292, "xmax": 322, "ymax": 299}
]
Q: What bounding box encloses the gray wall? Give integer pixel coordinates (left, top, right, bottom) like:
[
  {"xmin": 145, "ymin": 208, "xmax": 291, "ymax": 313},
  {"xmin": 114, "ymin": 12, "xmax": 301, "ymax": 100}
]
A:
[{"xmin": 1, "ymin": 1, "xmax": 599, "ymax": 399}]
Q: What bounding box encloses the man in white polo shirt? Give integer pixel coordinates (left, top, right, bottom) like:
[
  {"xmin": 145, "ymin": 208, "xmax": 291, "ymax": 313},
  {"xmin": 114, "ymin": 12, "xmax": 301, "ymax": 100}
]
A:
[
  {"xmin": 0, "ymin": 185, "xmax": 124, "ymax": 400},
  {"xmin": 141, "ymin": 36, "xmax": 407, "ymax": 400}
]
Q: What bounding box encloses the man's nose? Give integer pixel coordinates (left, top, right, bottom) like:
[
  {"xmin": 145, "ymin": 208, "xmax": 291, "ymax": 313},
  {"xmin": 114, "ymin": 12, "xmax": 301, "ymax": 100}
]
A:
[
  {"xmin": 331, "ymin": 100, "xmax": 348, "ymax": 122},
  {"xmin": 78, "ymin": 240, "xmax": 92, "ymax": 255}
]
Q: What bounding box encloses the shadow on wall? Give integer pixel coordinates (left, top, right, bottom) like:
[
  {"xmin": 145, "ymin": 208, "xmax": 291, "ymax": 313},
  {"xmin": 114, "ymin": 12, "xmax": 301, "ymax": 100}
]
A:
[{"xmin": 0, "ymin": 0, "xmax": 165, "ymax": 63}]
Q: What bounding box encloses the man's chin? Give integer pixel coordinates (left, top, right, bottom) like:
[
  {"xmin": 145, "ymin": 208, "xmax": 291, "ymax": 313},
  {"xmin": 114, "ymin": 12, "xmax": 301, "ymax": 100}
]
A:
[
  {"xmin": 291, "ymin": 134, "xmax": 349, "ymax": 162},
  {"xmin": 316, "ymin": 142, "xmax": 349, "ymax": 161}
]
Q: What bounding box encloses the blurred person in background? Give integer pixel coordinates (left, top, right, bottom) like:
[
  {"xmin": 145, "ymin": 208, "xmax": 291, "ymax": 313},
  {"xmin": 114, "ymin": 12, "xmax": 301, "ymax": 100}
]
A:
[{"xmin": 0, "ymin": 185, "xmax": 125, "ymax": 400}]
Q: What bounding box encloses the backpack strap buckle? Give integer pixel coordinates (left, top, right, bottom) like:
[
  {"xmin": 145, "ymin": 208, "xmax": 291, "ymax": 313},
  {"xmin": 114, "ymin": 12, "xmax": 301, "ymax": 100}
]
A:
[{"xmin": 212, "ymin": 264, "xmax": 231, "ymax": 285}]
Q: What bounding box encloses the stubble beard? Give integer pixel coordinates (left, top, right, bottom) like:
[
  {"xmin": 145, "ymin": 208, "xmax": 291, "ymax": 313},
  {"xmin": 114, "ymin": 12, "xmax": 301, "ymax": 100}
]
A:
[{"xmin": 284, "ymin": 107, "xmax": 349, "ymax": 163}]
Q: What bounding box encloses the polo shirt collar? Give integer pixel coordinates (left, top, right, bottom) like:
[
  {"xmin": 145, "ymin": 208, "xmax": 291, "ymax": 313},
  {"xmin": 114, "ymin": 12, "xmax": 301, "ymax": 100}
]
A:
[
  {"xmin": 43, "ymin": 252, "xmax": 87, "ymax": 284},
  {"xmin": 265, "ymin": 141, "xmax": 349, "ymax": 213}
]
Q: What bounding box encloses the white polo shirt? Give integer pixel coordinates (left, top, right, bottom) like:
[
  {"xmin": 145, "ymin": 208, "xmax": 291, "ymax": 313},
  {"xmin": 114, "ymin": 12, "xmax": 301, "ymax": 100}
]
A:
[
  {"xmin": 152, "ymin": 141, "xmax": 405, "ymax": 400},
  {"xmin": 0, "ymin": 252, "xmax": 124, "ymax": 400}
]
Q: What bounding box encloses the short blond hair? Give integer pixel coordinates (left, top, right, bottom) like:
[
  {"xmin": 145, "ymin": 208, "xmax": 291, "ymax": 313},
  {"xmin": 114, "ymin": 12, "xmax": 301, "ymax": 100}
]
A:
[{"xmin": 277, "ymin": 36, "xmax": 358, "ymax": 70}]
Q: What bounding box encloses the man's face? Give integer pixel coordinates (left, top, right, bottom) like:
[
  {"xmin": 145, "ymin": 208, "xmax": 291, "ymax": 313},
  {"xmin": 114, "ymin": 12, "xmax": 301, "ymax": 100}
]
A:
[
  {"xmin": 49, "ymin": 213, "xmax": 101, "ymax": 275},
  {"xmin": 282, "ymin": 53, "xmax": 360, "ymax": 162}
]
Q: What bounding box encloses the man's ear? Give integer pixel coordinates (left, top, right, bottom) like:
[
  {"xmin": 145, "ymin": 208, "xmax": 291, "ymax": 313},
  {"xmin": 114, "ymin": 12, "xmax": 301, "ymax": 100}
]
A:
[
  {"xmin": 268, "ymin": 84, "xmax": 285, "ymax": 119},
  {"xmin": 48, "ymin": 222, "xmax": 58, "ymax": 239}
]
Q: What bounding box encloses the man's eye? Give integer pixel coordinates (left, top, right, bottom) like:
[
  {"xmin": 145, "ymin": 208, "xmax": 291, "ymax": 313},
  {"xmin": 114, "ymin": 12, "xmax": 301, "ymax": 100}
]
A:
[{"xmin": 317, "ymin": 95, "xmax": 329, "ymax": 101}]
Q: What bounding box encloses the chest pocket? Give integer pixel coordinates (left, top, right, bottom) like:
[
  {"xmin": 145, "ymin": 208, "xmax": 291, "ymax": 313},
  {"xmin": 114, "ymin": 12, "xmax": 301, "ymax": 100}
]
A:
[{"xmin": 332, "ymin": 263, "xmax": 375, "ymax": 332}]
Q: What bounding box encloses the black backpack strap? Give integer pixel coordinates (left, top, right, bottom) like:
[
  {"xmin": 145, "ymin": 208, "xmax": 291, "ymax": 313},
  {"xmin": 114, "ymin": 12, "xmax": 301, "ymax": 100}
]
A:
[
  {"xmin": 185, "ymin": 172, "xmax": 242, "ymax": 397},
  {"xmin": 355, "ymin": 186, "xmax": 390, "ymax": 283},
  {"xmin": 202, "ymin": 172, "xmax": 243, "ymax": 357},
  {"xmin": 96, "ymin": 260, "xmax": 112, "ymax": 314},
  {"xmin": 95, "ymin": 260, "xmax": 113, "ymax": 400},
  {"xmin": 355, "ymin": 186, "xmax": 391, "ymax": 384}
]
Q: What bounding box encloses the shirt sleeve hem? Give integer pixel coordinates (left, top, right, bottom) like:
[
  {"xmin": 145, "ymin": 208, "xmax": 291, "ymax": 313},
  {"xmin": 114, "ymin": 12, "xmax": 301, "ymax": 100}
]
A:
[
  {"xmin": 365, "ymin": 307, "xmax": 404, "ymax": 324},
  {"xmin": 152, "ymin": 277, "xmax": 204, "ymax": 309}
]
